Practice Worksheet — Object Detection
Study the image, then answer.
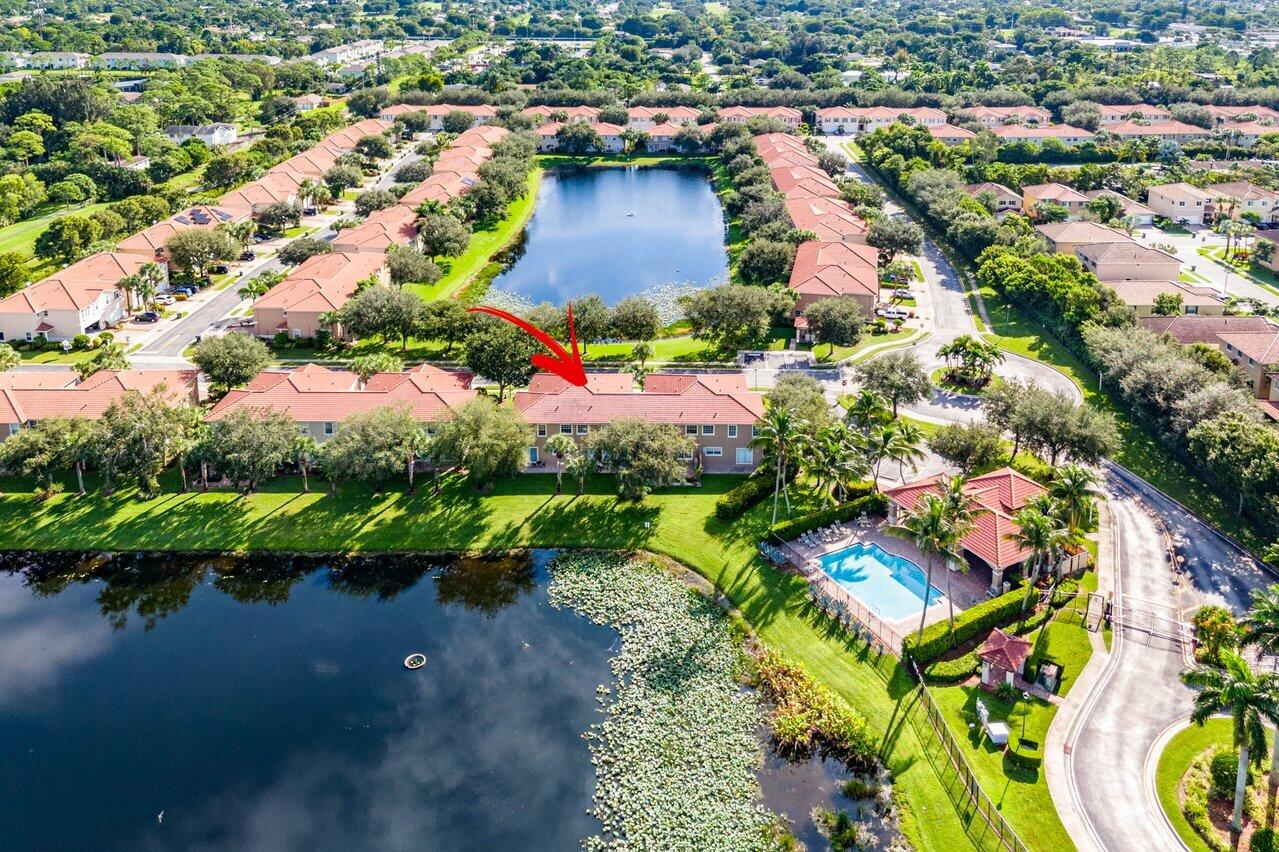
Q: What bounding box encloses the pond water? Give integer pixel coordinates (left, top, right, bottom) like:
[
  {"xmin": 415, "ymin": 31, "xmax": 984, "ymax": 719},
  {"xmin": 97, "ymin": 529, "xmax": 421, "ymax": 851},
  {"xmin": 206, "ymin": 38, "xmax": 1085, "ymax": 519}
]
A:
[
  {"xmin": 490, "ymin": 165, "xmax": 729, "ymax": 305},
  {"xmin": 0, "ymin": 549, "xmax": 886, "ymax": 850},
  {"xmin": 0, "ymin": 550, "xmax": 611, "ymax": 851}
]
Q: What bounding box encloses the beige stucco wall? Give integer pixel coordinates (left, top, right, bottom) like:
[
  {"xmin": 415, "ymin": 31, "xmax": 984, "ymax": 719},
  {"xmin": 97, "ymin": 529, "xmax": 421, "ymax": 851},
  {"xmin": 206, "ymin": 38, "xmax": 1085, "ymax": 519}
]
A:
[{"xmin": 526, "ymin": 422, "xmax": 760, "ymax": 473}]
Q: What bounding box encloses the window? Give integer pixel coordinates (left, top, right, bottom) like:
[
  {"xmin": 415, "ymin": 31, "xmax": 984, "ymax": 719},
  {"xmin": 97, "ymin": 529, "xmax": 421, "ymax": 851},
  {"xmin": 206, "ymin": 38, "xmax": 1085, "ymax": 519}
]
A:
[
  {"xmin": 704, "ymin": 447, "xmax": 723, "ymax": 457},
  {"xmin": 323, "ymin": 422, "xmax": 335, "ymax": 436},
  {"xmin": 701, "ymin": 425, "xmax": 714, "ymax": 435},
  {"xmin": 677, "ymin": 450, "xmax": 694, "ymax": 461},
  {"xmin": 537, "ymin": 424, "xmax": 547, "ymax": 437},
  {"xmin": 685, "ymin": 425, "xmax": 698, "ymax": 435},
  {"xmin": 736, "ymin": 447, "xmax": 753, "ymax": 465},
  {"xmin": 752, "ymin": 425, "xmax": 760, "ymax": 438},
  {"xmin": 7, "ymin": 424, "xmax": 17, "ymax": 436},
  {"xmin": 576, "ymin": 425, "xmax": 588, "ymax": 435},
  {"xmin": 560, "ymin": 424, "xmax": 573, "ymax": 435}
]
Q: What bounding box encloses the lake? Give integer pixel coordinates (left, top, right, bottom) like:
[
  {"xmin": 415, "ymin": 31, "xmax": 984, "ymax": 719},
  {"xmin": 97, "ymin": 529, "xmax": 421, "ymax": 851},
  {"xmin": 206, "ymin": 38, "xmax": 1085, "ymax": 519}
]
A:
[
  {"xmin": 491, "ymin": 165, "xmax": 729, "ymax": 305},
  {"xmin": 0, "ymin": 549, "xmax": 878, "ymax": 849},
  {"xmin": 0, "ymin": 550, "xmax": 612, "ymax": 851}
]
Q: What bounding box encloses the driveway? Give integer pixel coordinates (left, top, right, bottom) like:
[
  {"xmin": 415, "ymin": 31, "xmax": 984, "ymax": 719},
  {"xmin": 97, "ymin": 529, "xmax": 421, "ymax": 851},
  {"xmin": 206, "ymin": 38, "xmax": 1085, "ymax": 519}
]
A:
[
  {"xmin": 1061, "ymin": 463, "xmax": 1275, "ymax": 852},
  {"xmin": 1134, "ymin": 226, "xmax": 1277, "ymax": 305}
]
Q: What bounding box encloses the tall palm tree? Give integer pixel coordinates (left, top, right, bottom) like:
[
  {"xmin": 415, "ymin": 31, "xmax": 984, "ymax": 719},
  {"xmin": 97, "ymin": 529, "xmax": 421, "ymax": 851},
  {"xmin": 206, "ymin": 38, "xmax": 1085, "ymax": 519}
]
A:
[
  {"xmin": 751, "ymin": 407, "xmax": 802, "ymax": 524},
  {"xmin": 293, "ymin": 435, "xmax": 318, "ymax": 493},
  {"xmin": 887, "ymin": 493, "xmax": 964, "ymax": 640},
  {"xmin": 1184, "ymin": 651, "xmax": 1279, "ymax": 830},
  {"xmin": 936, "ymin": 475, "xmax": 986, "ymax": 628},
  {"xmin": 887, "ymin": 419, "xmax": 926, "ymax": 482},
  {"xmin": 1006, "ymin": 506, "xmax": 1071, "ymax": 612},
  {"xmin": 1240, "ymin": 583, "xmax": 1279, "ymax": 784},
  {"xmin": 563, "ymin": 450, "xmax": 593, "ymax": 496},
  {"xmin": 1050, "ymin": 464, "xmax": 1102, "ymax": 539}
]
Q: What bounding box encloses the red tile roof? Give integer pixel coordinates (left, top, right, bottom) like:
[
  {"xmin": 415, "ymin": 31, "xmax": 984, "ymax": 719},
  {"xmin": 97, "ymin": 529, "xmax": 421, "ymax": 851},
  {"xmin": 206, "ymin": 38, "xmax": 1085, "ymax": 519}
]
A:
[
  {"xmin": 331, "ymin": 204, "xmax": 419, "ymax": 252},
  {"xmin": 788, "ymin": 241, "xmax": 879, "ymax": 300},
  {"xmin": 1218, "ymin": 330, "xmax": 1279, "ymax": 365},
  {"xmin": 0, "ymin": 370, "xmax": 197, "ymax": 424},
  {"xmin": 207, "ymin": 363, "xmax": 475, "ymax": 424},
  {"xmin": 720, "ymin": 105, "xmax": 802, "ymax": 121},
  {"xmin": 978, "ymin": 628, "xmax": 1032, "ymax": 671},
  {"xmin": 514, "ymin": 372, "xmax": 765, "ymax": 425},
  {"xmin": 0, "ymin": 252, "xmax": 149, "ymax": 314},
  {"xmin": 990, "ymin": 124, "xmax": 1095, "ymax": 140},
  {"xmin": 521, "ymin": 105, "xmax": 600, "ymax": 121},
  {"xmin": 116, "ymin": 205, "xmax": 250, "ymax": 254},
  {"xmin": 253, "ymin": 252, "xmax": 386, "ymax": 313},
  {"xmin": 1105, "ymin": 120, "xmax": 1211, "ymax": 138},
  {"xmin": 884, "ymin": 468, "xmax": 1049, "ymax": 569},
  {"xmin": 1136, "ymin": 315, "xmax": 1276, "ymax": 344},
  {"xmin": 784, "ymin": 197, "xmax": 868, "ymax": 241}
]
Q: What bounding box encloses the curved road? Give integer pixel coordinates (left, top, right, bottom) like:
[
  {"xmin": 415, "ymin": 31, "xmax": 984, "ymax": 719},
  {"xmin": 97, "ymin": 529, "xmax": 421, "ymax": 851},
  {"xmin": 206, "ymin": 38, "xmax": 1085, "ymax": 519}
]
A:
[{"xmin": 821, "ymin": 137, "xmax": 1276, "ymax": 852}]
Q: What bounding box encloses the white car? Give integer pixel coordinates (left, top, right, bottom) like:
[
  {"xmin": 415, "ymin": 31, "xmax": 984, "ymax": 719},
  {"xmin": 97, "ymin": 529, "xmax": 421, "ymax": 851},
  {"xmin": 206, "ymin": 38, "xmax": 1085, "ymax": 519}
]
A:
[
  {"xmin": 877, "ymin": 306, "xmax": 912, "ymax": 320},
  {"xmin": 892, "ymin": 288, "xmax": 912, "ymax": 299},
  {"xmin": 154, "ymin": 294, "xmax": 175, "ymax": 306}
]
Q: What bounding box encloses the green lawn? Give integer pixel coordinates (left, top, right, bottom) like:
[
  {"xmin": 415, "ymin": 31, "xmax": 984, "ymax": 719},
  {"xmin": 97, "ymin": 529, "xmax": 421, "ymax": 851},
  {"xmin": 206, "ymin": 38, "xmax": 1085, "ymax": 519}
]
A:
[
  {"xmin": 15, "ymin": 347, "xmax": 95, "ymax": 364},
  {"xmin": 0, "ymin": 469, "xmax": 1021, "ymax": 852},
  {"xmin": 928, "ymin": 683, "xmax": 1066, "ymax": 848},
  {"xmin": 815, "ymin": 327, "xmax": 921, "ymax": 364},
  {"xmin": 0, "ymin": 201, "xmax": 112, "ymax": 263},
  {"xmin": 410, "ymin": 168, "xmax": 543, "ymax": 302},
  {"xmin": 1154, "ymin": 718, "xmax": 1231, "ymax": 852},
  {"xmin": 1198, "ymin": 246, "xmax": 1279, "ymax": 298}
]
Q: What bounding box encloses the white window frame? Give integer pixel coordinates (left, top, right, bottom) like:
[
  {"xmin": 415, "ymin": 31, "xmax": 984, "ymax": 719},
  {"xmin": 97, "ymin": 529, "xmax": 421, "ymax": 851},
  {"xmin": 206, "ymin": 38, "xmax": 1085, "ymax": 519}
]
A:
[
  {"xmin": 701, "ymin": 425, "xmax": 714, "ymax": 435},
  {"xmin": 735, "ymin": 447, "xmax": 753, "ymax": 465},
  {"xmin": 685, "ymin": 425, "xmax": 698, "ymax": 435},
  {"xmin": 576, "ymin": 425, "xmax": 588, "ymax": 435},
  {"xmin": 323, "ymin": 422, "xmax": 335, "ymax": 436},
  {"xmin": 704, "ymin": 447, "xmax": 723, "ymax": 457},
  {"xmin": 560, "ymin": 424, "xmax": 573, "ymax": 435},
  {"xmin": 537, "ymin": 424, "xmax": 547, "ymax": 437},
  {"xmin": 727, "ymin": 425, "xmax": 738, "ymax": 438}
]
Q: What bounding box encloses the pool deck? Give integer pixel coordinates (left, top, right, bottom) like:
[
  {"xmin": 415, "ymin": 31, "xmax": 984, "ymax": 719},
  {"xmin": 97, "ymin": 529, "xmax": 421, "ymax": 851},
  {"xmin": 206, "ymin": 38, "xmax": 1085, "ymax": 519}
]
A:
[{"xmin": 782, "ymin": 519, "xmax": 992, "ymax": 641}]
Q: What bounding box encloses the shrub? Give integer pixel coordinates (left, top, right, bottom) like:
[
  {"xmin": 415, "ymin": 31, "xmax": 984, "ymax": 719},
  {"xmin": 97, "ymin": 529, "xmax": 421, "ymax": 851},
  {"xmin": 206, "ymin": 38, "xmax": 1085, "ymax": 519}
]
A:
[
  {"xmin": 1253, "ymin": 828, "xmax": 1279, "ymax": 852},
  {"xmin": 714, "ymin": 472, "xmax": 776, "ymax": 520},
  {"xmin": 922, "ymin": 652, "xmax": 979, "ymax": 684},
  {"xmin": 902, "ymin": 585, "xmax": 1029, "ymax": 664},
  {"xmin": 273, "ymin": 330, "xmax": 290, "ymax": 347},
  {"xmin": 755, "ymin": 651, "xmax": 878, "ymax": 771},
  {"xmin": 71, "ymin": 333, "xmax": 90, "ymax": 350},
  {"xmin": 1209, "ymin": 748, "xmax": 1253, "ymax": 799},
  {"xmin": 767, "ymin": 491, "xmax": 886, "ymax": 541}
]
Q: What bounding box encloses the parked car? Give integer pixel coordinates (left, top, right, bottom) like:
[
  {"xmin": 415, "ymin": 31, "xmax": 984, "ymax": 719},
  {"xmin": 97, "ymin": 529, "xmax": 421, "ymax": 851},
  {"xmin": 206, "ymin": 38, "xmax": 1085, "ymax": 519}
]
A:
[
  {"xmin": 171, "ymin": 286, "xmax": 196, "ymax": 296},
  {"xmin": 876, "ymin": 306, "xmax": 913, "ymax": 320},
  {"xmin": 154, "ymin": 295, "xmax": 175, "ymax": 305},
  {"xmin": 136, "ymin": 311, "xmax": 160, "ymax": 323},
  {"xmin": 303, "ymin": 207, "xmax": 318, "ymax": 216},
  {"xmin": 239, "ymin": 250, "xmax": 257, "ymax": 261},
  {"xmin": 892, "ymin": 288, "xmax": 912, "ymax": 299},
  {"xmin": 210, "ymin": 264, "xmax": 229, "ymax": 274}
]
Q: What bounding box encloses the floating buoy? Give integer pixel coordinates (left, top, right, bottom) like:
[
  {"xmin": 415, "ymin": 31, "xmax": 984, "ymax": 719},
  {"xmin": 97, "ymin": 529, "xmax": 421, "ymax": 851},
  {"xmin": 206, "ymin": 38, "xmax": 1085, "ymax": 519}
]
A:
[
  {"xmin": 404, "ymin": 653, "xmax": 426, "ymax": 670},
  {"xmin": 627, "ymin": 212, "xmax": 635, "ymax": 217}
]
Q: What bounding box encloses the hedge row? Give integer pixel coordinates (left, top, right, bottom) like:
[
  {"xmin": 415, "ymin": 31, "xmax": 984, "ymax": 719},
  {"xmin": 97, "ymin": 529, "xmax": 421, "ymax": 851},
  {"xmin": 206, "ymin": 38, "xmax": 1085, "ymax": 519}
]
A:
[
  {"xmin": 767, "ymin": 490, "xmax": 886, "ymax": 542},
  {"xmin": 714, "ymin": 470, "xmax": 779, "ymax": 521},
  {"xmin": 922, "ymin": 652, "xmax": 979, "ymax": 684},
  {"xmin": 902, "ymin": 585, "xmax": 1029, "ymax": 664}
]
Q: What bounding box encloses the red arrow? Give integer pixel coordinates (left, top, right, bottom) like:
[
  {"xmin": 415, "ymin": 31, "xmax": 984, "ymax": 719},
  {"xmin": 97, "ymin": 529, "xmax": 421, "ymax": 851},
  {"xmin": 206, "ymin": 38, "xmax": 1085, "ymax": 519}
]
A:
[{"xmin": 467, "ymin": 302, "xmax": 588, "ymax": 387}]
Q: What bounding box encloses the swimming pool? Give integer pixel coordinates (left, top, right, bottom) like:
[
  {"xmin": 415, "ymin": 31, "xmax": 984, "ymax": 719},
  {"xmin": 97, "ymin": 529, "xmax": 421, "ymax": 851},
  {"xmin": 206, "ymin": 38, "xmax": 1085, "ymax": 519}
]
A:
[{"xmin": 818, "ymin": 543, "xmax": 943, "ymax": 622}]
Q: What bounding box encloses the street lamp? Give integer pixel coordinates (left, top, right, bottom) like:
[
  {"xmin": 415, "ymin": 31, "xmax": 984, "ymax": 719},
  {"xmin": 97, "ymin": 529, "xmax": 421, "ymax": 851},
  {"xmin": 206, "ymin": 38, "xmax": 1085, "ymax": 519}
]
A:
[{"xmin": 1021, "ymin": 690, "xmax": 1030, "ymax": 740}]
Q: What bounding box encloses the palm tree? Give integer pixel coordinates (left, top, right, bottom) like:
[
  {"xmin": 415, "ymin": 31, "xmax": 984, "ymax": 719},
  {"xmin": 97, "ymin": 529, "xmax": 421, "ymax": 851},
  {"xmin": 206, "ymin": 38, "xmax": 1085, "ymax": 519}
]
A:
[
  {"xmin": 563, "ymin": 450, "xmax": 593, "ymax": 496},
  {"xmin": 1241, "ymin": 583, "xmax": 1279, "ymax": 783},
  {"xmin": 1007, "ymin": 506, "xmax": 1071, "ymax": 612},
  {"xmin": 936, "ymin": 475, "xmax": 986, "ymax": 628},
  {"xmin": 844, "ymin": 388, "xmax": 891, "ymax": 431},
  {"xmin": 293, "ymin": 435, "xmax": 318, "ymax": 493},
  {"xmin": 1184, "ymin": 651, "xmax": 1279, "ymax": 830},
  {"xmin": 887, "ymin": 492, "xmax": 964, "ymax": 640},
  {"xmin": 801, "ymin": 423, "xmax": 855, "ymax": 509},
  {"xmin": 887, "ymin": 419, "xmax": 926, "ymax": 482},
  {"xmin": 630, "ymin": 341, "xmax": 654, "ymax": 370},
  {"xmin": 544, "ymin": 433, "xmax": 577, "ymax": 494},
  {"xmin": 751, "ymin": 407, "xmax": 802, "ymax": 524},
  {"xmin": 1050, "ymin": 464, "xmax": 1102, "ymax": 539}
]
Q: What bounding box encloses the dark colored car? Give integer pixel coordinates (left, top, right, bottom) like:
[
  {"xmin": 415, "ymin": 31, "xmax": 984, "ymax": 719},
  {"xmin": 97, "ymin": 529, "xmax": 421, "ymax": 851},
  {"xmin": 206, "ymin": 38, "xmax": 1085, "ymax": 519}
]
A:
[
  {"xmin": 239, "ymin": 250, "xmax": 257, "ymax": 261},
  {"xmin": 136, "ymin": 311, "xmax": 160, "ymax": 323}
]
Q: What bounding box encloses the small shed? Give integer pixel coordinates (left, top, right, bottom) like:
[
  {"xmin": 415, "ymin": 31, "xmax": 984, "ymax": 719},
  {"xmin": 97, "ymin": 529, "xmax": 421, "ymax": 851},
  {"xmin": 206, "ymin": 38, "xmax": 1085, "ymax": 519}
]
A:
[{"xmin": 978, "ymin": 628, "xmax": 1032, "ymax": 689}]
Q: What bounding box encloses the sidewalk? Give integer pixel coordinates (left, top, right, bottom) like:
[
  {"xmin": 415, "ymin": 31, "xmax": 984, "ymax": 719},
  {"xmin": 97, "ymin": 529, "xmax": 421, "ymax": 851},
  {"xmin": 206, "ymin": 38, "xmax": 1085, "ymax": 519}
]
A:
[{"xmin": 1044, "ymin": 502, "xmax": 1114, "ymax": 852}]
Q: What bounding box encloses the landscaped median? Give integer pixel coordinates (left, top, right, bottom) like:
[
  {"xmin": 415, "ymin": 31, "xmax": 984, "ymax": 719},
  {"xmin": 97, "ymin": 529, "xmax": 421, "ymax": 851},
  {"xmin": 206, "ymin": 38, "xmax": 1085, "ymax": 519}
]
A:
[{"xmin": 0, "ymin": 469, "xmax": 1040, "ymax": 852}]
